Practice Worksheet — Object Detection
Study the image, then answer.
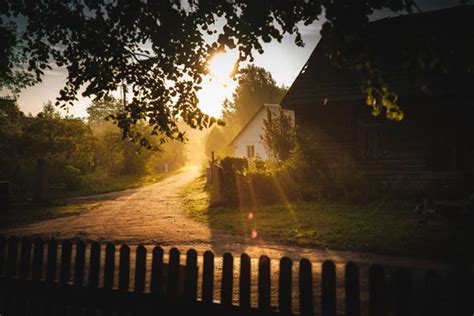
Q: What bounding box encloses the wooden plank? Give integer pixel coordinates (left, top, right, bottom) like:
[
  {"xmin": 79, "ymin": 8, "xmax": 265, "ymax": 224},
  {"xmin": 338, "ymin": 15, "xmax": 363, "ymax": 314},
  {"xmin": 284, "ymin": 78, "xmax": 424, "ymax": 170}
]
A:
[
  {"xmin": 239, "ymin": 253, "xmax": 251, "ymax": 309},
  {"xmin": 258, "ymin": 255, "xmax": 271, "ymax": 311},
  {"xmin": 118, "ymin": 245, "xmax": 130, "ymax": 292},
  {"xmin": 19, "ymin": 237, "xmax": 32, "ymax": 280},
  {"xmin": 322, "ymin": 260, "xmax": 336, "ymax": 316},
  {"xmin": 395, "ymin": 267, "xmax": 412, "ymax": 316},
  {"xmin": 184, "ymin": 249, "xmax": 198, "ymax": 302},
  {"xmin": 150, "ymin": 246, "xmax": 164, "ymax": 295},
  {"xmin": 88, "ymin": 241, "xmax": 100, "ymax": 288},
  {"xmin": 135, "ymin": 245, "xmax": 146, "ymax": 293},
  {"xmin": 45, "ymin": 238, "xmax": 57, "ymax": 283},
  {"xmin": 167, "ymin": 247, "xmax": 180, "ymax": 299},
  {"xmin": 278, "ymin": 256, "xmax": 292, "ymax": 315},
  {"xmin": 5, "ymin": 236, "xmax": 18, "ymax": 278},
  {"xmin": 221, "ymin": 252, "xmax": 233, "ymax": 306},
  {"xmin": 345, "ymin": 262, "xmax": 361, "ymax": 316},
  {"xmin": 60, "ymin": 239, "xmax": 72, "ymax": 285},
  {"xmin": 31, "ymin": 238, "xmax": 44, "ymax": 281},
  {"xmin": 103, "ymin": 243, "xmax": 115, "ymax": 289},
  {"xmin": 423, "ymin": 270, "xmax": 441, "ymax": 316},
  {"xmin": 299, "ymin": 258, "xmax": 314, "ymax": 316},
  {"xmin": 369, "ymin": 264, "xmax": 386, "ymax": 316},
  {"xmin": 202, "ymin": 250, "xmax": 214, "ymax": 304},
  {"xmin": 74, "ymin": 240, "xmax": 86, "ymax": 286}
]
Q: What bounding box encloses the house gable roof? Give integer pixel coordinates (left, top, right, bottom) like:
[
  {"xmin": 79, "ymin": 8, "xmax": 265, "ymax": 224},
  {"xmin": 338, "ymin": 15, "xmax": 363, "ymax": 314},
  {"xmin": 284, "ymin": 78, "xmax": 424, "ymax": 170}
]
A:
[{"xmin": 281, "ymin": 6, "xmax": 474, "ymax": 110}]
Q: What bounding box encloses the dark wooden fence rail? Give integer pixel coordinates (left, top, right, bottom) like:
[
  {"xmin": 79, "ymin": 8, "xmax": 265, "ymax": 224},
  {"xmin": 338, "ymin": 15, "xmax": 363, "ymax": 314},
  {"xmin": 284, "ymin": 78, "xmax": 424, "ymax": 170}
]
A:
[{"xmin": 0, "ymin": 235, "xmax": 463, "ymax": 315}]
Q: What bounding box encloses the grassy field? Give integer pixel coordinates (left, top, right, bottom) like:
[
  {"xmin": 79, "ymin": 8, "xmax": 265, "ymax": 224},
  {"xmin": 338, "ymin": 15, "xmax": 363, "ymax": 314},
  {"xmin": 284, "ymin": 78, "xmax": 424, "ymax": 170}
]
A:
[
  {"xmin": 0, "ymin": 202, "xmax": 101, "ymax": 229},
  {"xmin": 184, "ymin": 177, "xmax": 472, "ymax": 261}
]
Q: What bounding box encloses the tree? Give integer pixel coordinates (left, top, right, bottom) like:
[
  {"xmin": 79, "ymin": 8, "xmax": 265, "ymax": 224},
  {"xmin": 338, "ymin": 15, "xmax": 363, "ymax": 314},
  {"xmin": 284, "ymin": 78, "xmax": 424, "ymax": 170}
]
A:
[
  {"xmin": 87, "ymin": 96, "xmax": 123, "ymax": 125},
  {"xmin": 261, "ymin": 109, "xmax": 296, "ymax": 162},
  {"xmin": 37, "ymin": 101, "xmax": 62, "ymax": 120},
  {"xmin": 1, "ymin": 1, "xmax": 470, "ymax": 144}
]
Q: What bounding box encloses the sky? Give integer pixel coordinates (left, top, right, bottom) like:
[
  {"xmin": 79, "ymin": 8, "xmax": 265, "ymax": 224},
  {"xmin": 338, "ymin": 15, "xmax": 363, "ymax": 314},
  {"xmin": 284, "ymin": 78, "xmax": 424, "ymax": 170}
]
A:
[{"xmin": 14, "ymin": 0, "xmax": 461, "ymax": 118}]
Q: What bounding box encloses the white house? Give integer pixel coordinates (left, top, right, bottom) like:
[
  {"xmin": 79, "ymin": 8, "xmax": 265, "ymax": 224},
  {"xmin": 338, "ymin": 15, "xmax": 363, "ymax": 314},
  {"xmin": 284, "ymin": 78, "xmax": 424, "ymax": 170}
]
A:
[{"xmin": 229, "ymin": 104, "xmax": 295, "ymax": 160}]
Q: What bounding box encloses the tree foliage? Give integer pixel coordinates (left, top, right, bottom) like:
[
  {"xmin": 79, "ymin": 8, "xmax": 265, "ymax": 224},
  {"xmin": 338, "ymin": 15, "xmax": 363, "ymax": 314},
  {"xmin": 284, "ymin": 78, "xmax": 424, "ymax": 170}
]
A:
[
  {"xmin": 1, "ymin": 0, "xmax": 468, "ymax": 143},
  {"xmin": 261, "ymin": 108, "xmax": 296, "ymax": 162},
  {"xmin": 87, "ymin": 96, "xmax": 123, "ymax": 125}
]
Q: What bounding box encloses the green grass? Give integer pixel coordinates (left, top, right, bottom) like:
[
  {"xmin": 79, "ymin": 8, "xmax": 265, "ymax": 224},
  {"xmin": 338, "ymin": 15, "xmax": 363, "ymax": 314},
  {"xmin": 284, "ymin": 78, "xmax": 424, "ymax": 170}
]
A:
[
  {"xmin": 0, "ymin": 202, "xmax": 101, "ymax": 229},
  {"xmin": 184, "ymin": 177, "xmax": 472, "ymax": 261}
]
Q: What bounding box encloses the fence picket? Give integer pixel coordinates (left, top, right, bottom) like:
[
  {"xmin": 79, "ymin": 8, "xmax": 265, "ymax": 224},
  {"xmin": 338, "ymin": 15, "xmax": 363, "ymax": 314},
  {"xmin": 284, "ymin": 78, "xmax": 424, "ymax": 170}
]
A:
[
  {"xmin": 345, "ymin": 262, "xmax": 361, "ymax": 316},
  {"xmin": 119, "ymin": 245, "xmax": 130, "ymax": 292},
  {"xmin": 88, "ymin": 241, "xmax": 100, "ymax": 288},
  {"xmin": 5, "ymin": 236, "xmax": 18, "ymax": 278},
  {"xmin": 184, "ymin": 249, "xmax": 198, "ymax": 302},
  {"xmin": 19, "ymin": 237, "xmax": 32, "ymax": 280},
  {"xmin": 150, "ymin": 246, "xmax": 164, "ymax": 295},
  {"xmin": 0, "ymin": 235, "xmax": 5, "ymax": 276},
  {"xmin": 46, "ymin": 238, "xmax": 57, "ymax": 283},
  {"xmin": 31, "ymin": 238, "xmax": 44, "ymax": 281},
  {"xmin": 103, "ymin": 243, "xmax": 115, "ymax": 289},
  {"xmin": 279, "ymin": 256, "xmax": 292, "ymax": 315},
  {"xmin": 423, "ymin": 270, "xmax": 441, "ymax": 316},
  {"xmin": 74, "ymin": 240, "xmax": 86, "ymax": 286},
  {"xmin": 60, "ymin": 239, "xmax": 72, "ymax": 285},
  {"xmin": 202, "ymin": 250, "xmax": 214, "ymax": 304},
  {"xmin": 221, "ymin": 252, "xmax": 233, "ymax": 306},
  {"xmin": 369, "ymin": 264, "xmax": 386, "ymax": 316},
  {"xmin": 135, "ymin": 245, "xmax": 146, "ymax": 293},
  {"xmin": 258, "ymin": 255, "xmax": 271, "ymax": 311},
  {"xmin": 395, "ymin": 267, "xmax": 412, "ymax": 316},
  {"xmin": 299, "ymin": 258, "xmax": 313, "ymax": 316},
  {"xmin": 322, "ymin": 260, "xmax": 336, "ymax": 316},
  {"xmin": 167, "ymin": 247, "xmax": 180, "ymax": 299},
  {"xmin": 239, "ymin": 253, "xmax": 251, "ymax": 309}
]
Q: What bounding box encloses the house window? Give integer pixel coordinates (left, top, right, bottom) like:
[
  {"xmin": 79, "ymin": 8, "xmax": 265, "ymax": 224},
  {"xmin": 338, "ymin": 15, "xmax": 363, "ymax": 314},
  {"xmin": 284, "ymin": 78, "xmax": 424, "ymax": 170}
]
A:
[{"xmin": 247, "ymin": 145, "xmax": 255, "ymax": 158}]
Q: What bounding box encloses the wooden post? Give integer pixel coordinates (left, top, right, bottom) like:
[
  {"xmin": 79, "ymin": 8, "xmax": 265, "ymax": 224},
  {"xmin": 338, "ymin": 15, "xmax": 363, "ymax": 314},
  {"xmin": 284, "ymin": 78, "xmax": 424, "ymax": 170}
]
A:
[
  {"xmin": 60, "ymin": 240, "xmax": 72, "ymax": 285},
  {"xmin": 369, "ymin": 264, "xmax": 386, "ymax": 316},
  {"xmin": 5, "ymin": 236, "xmax": 18, "ymax": 279},
  {"xmin": 0, "ymin": 235, "xmax": 5, "ymax": 277},
  {"xmin": 221, "ymin": 252, "xmax": 233, "ymax": 306},
  {"xmin": 239, "ymin": 253, "xmax": 251, "ymax": 309},
  {"xmin": 299, "ymin": 258, "xmax": 314, "ymax": 316},
  {"xmin": 88, "ymin": 241, "xmax": 100, "ymax": 288},
  {"xmin": 34, "ymin": 157, "xmax": 49, "ymax": 203},
  {"xmin": 118, "ymin": 245, "xmax": 130, "ymax": 292},
  {"xmin": 202, "ymin": 251, "xmax": 214, "ymax": 304},
  {"xmin": 322, "ymin": 260, "xmax": 336, "ymax": 316},
  {"xmin": 345, "ymin": 262, "xmax": 361, "ymax": 316},
  {"xmin": 135, "ymin": 245, "xmax": 147, "ymax": 294},
  {"xmin": 31, "ymin": 238, "xmax": 44, "ymax": 281},
  {"xmin": 167, "ymin": 248, "xmax": 180, "ymax": 299},
  {"xmin": 423, "ymin": 270, "xmax": 441, "ymax": 316},
  {"xmin": 279, "ymin": 256, "xmax": 292, "ymax": 315},
  {"xmin": 45, "ymin": 238, "xmax": 57, "ymax": 283},
  {"xmin": 19, "ymin": 237, "xmax": 32, "ymax": 280},
  {"xmin": 103, "ymin": 243, "xmax": 115, "ymax": 289},
  {"xmin": 258, "ymin": 255, "xmax": 271, "ymax": 311},
  {"xmin": 395, "ymin": 267, "xmax": 412, "ymax": 316},
  {"xmin": 150, "ymin": 246, "xmax": 164, "ymax": 295},
  {"xmin": 74, "ymin": 241, "xmax": 86, "ymax": 286},
  {"xmin": 184, "ymin": 249, "xmax": 198, "ymax": 302}
]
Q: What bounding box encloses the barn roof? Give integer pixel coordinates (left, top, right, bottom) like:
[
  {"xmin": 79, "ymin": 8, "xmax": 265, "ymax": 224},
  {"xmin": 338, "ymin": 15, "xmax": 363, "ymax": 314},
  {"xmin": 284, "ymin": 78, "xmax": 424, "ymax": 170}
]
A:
[{"xmin": 281, "ymin": 6, "xmax": 474, "ymax": 110}]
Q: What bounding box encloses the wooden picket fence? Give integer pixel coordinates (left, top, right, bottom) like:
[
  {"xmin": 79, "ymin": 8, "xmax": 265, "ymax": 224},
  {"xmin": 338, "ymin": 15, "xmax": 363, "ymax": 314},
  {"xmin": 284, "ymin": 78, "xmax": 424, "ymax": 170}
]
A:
[{"xmin": 0, "ymin": 235, "xmax": 467, "ymax": 315}]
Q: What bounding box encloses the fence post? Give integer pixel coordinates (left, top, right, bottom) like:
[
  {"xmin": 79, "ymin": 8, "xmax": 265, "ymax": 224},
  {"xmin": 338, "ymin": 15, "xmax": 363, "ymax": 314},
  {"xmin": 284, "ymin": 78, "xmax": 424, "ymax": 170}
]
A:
[
  {"xmin": 369, "ymin": 264, "xmax": 386, "ymax": 316},
  {"xmin": 74, "ymin": 240, "xmax": 86, "ymax": 286},
  {"xmin": 239, "ymin": 253, "xmax": 251, "ymax": 309},
  {"xmin": 279, "ymin": 256, "xmax": 292, "ymax": 315},
  {"xmin": 119, "ymin": 245, "xmax": 130, "ymax": 292},
  {"xmin": 60, "ymin": 239, "xmax": 72, "ymax": 285},
  {"xmin": 184, "ymin": 249, "xmax": 198, "ymax": 302},
  {"xmin": 45, "ymin": 238, "xmax": 57, "ymax": 283},
  {"xmin": 299, "ymin": 258, "xmax": 314, "ymax": 316},
  {"xmin": 103, "ymin": 243, "xmax": 115, "ymax": 289},
  {"xmin": 31, "ymin": 238, "xmax": 44, "ymax": 281},
  {"xmin": 322, "ymin": 260, "xmax": 336, "ymax": 316},
  {"xmin": 150, "ymin": 246, "xmax": 164, "ymax": 296},
  {"xmin": 258, "ymin": 255, "xmax": 271, "ymax": 311},
  {"xmin": 345, "ymin": 262, "xmax": 361, "ymax": 316},
  {"xmin": 5, "ymin": 236, "xmax": 18, "ymax": 278},
  {"xmin": 202, "ymin": 251, "xmax": 214, "ymax": 304},
  {"xmin": 167, "ymin": 248, "xmax": 180, "ymax": 299},
  {"xmin": 0, "ymin": 235, "xmax": 5, "ymax": 277},
  {"xmin": 221, "ymin": 252, "xmax": 233, "ymax": 306},
  {"xmin": 89, "ymin": 241, "xmax": 100, "ymax": 288},
  {"xmin": 394, "ymin": 267, "xmax": 412, "ymax": 316},
  {"xmin": 423, "ymin": 270, "xmax": 441, "ymax": 316},
  {"xmin": 135, "ymin": 245, "xmax": 146, "ymax": 294},
  {"xmin": 19, "ymin": 237, "xmax": 32, "ymax": 280}
]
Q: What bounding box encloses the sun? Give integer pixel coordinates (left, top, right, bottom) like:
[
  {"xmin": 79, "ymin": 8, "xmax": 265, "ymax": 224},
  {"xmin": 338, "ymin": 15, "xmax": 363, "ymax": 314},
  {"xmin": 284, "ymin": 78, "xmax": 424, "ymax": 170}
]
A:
[{"xmin": 197, "ymin": 51, "xmax": 238, "ymax": 118}]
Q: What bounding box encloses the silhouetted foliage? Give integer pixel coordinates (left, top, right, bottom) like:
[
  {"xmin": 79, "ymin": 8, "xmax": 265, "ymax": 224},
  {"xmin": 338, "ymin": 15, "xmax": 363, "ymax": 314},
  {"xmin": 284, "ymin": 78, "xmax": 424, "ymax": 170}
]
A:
[{"xmin": 261, "ymin": 109, "xmax": 296, "ymax": 162}]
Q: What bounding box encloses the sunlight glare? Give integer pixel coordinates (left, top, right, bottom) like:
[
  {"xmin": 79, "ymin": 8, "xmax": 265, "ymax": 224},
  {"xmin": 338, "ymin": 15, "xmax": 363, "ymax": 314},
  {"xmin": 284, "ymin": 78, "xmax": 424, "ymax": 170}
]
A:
[{"xmin": 197, "ymin": 51, "xmax": 238, "ymax": 118}]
